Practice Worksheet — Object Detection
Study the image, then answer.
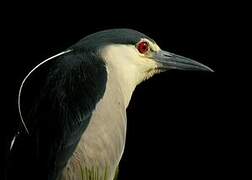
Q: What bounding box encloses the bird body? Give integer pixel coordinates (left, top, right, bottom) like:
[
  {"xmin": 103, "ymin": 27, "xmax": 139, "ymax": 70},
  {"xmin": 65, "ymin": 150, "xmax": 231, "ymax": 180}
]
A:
[
  {"xmin": 7, "ymin": 29, "xmax": 213, "ymax": 180},
  {"xmin": 61, "ymin": 63, "xmax": 128, "ymax": 180}
]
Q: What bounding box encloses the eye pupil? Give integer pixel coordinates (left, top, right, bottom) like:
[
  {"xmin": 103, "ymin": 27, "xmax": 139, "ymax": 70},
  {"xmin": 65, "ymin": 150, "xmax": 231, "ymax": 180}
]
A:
[{"xmin": 137, "ymin": 41, "xmax": 149, "ymax": 54}]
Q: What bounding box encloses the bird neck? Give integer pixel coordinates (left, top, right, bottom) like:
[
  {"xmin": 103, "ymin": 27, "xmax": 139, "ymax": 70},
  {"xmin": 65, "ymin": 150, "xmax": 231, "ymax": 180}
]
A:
[
  {"xmin": 106, "ymin": 64, "xmax": 137, "ymax": 108},
  {"xmin": 101, "ymin": 45, "xmax": 144, "ymax": 107}
]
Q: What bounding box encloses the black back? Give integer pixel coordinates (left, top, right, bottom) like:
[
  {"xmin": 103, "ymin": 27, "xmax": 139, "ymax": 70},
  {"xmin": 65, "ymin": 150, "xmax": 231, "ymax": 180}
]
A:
[{"xmin": 8, "ymin": 49, "xmax": 107, "ymax": 180}]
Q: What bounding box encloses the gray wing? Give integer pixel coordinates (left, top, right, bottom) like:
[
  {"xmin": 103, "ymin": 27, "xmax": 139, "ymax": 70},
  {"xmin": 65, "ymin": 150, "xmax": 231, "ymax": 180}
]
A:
[{"xmin": 8, "ymin": 49, "xmax": 107, "ymax": 180}]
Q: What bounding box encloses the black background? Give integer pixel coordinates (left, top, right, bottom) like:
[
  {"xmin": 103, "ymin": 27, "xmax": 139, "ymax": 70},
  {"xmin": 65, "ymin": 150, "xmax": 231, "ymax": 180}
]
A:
[{"xmin": 1, "ymin": 1, "xmax": 247, "ymax": 179}]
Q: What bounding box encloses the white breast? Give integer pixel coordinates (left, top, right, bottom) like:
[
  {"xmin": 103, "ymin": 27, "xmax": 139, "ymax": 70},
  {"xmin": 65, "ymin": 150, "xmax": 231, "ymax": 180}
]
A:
[{"xmin": 61, "ymin": 65, "xmax": 128, "ymax": 180}]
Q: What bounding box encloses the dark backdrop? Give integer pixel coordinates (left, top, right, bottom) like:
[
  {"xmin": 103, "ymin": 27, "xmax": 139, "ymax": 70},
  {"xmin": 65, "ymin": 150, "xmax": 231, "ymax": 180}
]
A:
[{"xmin": 1, "ymin": 1, "xmax": 246, "ymax": 179}]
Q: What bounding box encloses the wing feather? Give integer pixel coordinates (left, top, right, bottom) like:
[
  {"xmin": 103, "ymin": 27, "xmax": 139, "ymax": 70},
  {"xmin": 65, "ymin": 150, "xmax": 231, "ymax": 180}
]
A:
[{"xmin": 8, "ymin": 49, "xmax": 107, "ymax": 180}]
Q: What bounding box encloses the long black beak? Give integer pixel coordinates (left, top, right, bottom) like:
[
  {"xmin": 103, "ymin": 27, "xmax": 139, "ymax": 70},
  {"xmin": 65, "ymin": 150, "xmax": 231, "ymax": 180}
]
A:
[{"xmin": 154, "ymin": 50, "xmax": 214, "ymax": 72}]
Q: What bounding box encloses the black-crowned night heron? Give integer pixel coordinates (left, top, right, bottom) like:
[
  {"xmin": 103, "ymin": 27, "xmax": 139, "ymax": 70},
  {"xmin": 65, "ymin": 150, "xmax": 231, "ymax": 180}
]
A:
[{"xmin": 8, "ymin": 29, "xmax": 213, "ymax": 180}]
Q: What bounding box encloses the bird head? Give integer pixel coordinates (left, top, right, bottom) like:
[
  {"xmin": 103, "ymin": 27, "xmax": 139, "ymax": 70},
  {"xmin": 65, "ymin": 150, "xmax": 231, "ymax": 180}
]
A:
[
  {"xmin": 72, "ymin": 29, "xmax": 213, "ymax": 105},
  {"xmin": 74, "ymin": 29, "xmax": 213, "ymax": 85}
]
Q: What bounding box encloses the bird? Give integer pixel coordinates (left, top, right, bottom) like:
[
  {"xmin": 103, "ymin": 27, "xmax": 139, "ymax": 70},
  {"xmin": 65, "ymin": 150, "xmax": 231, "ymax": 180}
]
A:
[{"xmin": 7, "ymin": 28, "xmax": 213, "ymax": 180}]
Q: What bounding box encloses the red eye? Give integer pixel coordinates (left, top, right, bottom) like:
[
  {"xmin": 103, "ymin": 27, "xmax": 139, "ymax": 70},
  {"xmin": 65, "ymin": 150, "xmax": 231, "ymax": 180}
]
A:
[{"xmin": 137, "ymin": 41, "xmax": 149, "ymax": 54}]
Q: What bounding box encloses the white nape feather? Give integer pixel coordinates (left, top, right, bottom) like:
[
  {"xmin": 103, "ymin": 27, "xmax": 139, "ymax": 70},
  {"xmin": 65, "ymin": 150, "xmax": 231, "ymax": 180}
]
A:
[
  {"xmin": 12, "ymin": 50, "xmax": 72, "ymax": 150},
  {"xmin": 10, "ymin": 134, "xmax": 17, "ymax": 150},
  {"xmin": 17, "ymin": 49, "xmax": 72, "ymax": 135}
]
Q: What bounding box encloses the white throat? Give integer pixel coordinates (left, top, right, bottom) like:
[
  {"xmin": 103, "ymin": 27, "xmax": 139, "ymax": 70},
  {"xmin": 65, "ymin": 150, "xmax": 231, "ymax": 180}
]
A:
[{"xmin": 101, "ymin": 44, "xmax": 158, "ymax": 107}]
